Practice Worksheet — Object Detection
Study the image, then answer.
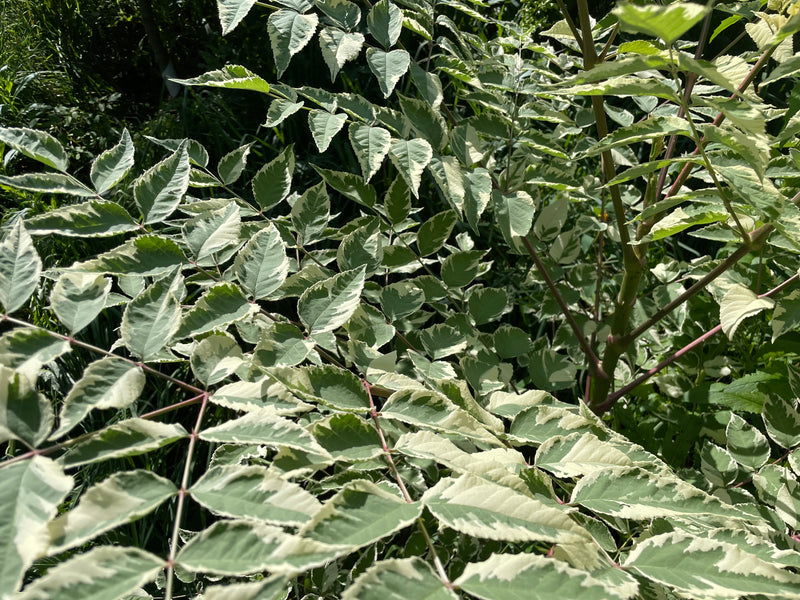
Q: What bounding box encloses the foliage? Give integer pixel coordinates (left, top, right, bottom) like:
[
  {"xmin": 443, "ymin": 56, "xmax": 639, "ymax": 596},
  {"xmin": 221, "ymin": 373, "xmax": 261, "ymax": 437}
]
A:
[{"xmin": 2, "ymin": 1, "xmax": 800, "ymax": 599}]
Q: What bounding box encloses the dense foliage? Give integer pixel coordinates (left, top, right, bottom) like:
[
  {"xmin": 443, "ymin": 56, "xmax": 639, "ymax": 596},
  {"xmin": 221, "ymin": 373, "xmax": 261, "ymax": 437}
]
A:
[{"xmin": 2, "ymin": 1, "xmax": 800, "ymax": 598}]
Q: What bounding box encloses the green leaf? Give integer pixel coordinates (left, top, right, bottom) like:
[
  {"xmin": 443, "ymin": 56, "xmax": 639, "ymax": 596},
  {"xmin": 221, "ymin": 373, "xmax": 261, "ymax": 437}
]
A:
[
  {"xmin": 707, "ymin": 371, "xmax": 778, "ymax": 413},
  {"xmin": 252, "ymin": 145, "xmax": 295, "ymax": 211},
  {"xmin": 313, "ymin": 166, "xmax": 377, "ymax": 207},
  {"xmin": 171, "ymin": 64, "xmax": 270, "ymax": 93},
  {"xmin": 310, "ymin": 413, "xmax": 383, "ymax": 461},
  {"xmin": 50, "ymin": 272, "xmax": 110, "ymax": 334},
  {"xmin": 348, "ymin": 122, "xmax": 391, "ymax": 182},
  {"xmin": 0, "ymin": 172, "xmax": 93, "ymax": 196},
  {"xmin": 776, "ymin": 479, "xmax": 800, "ymax": 530},
  {"xmin": 367, "ymin": 0, "xmax": 403, "ymax": 48},
  {"xmin": 182, "ymin": 201, "xmax": 241, "ymax": 262},
  {"xmin": 410, "ymin": 61, "xmax": 443, "ymax": 109},
  {"xmin": 493, "ymin": 190, "xmax": 535, "ymax": 248},
  {"xmin": 298, "ymin": 266, "xmax": 365, "ymax": 335},
  {"xmin": 217, "ymin": 0, "xmax": 258, "ymax": 35},
  {"xmin": 428, "ymin": 155, "xmax": 465, "ymax": 213},
  {"xmin": 0, "ymin": 126, "xmax": 68, "ymax": 171},
  {"xmin": 726, "ymin": 412, "xmax": 770, "ymax": 469},
  {"xmin": 456, "ymin": 553, "xmax": 632, "ymax": 600},
  {"xmin": 190, "ymin": 464, "xmax": 321, "ymax": 525},
  {"xmin": 588, "ymin": 116, "xmax": 692, "ymax": 156},
  {"xmin": 264, "ymin": 98, "xmax": 305, "ymax": 127},
  {"xmin": 217, "ymin": 142, "xmax": 253, "ymax": 185},
  {"xmin": 190, "ymin": 334, "xmax": 243, "ymax": 386},
  {"xmin": 174, "ymin": 282, "xmax": 253, "ymax": 339},
  {"xmin": 614, "ymin": 2, "xmax": 708, "ymax": 45},
  {"xmin": 0, "ymin": 457, "xmax": 72, "ymax": 597},
  {"xmin": 51, "ymin": 357, "xmax": 146, "ymax": 440},
  {"xmin": 133, "ymin": 143, "xmax": 191, "ymax": 224},
  {"xmin": 316, "ymin": 0, "xmax": 361, "ymax": 29},
  {"xmin": 700, "ymin": 442, "xmax": 739, "ymax": 487},
  {"xmin": 719, "ymin": 284, "xmax": 773, "ymax": 339},
  {"xmin": 234, "ymin": 223, "xmax": 289, "ymax": 300},
  {"xmin": 366, "ymin": 48, "xmax": 410, "ymax": 98},
  {"xmin": 301, "ymin": 480, "xmax": 421, "ymax": 547},
  {"xmin": 61, "ymin": 418, "xmax": 188, "ymax": 468},
  {"xmin": 200, "ymin": 408, "xmax": 329, "ymax": 454},
  {"xmin": 553, "ymin": 76, "xmax": 679, "ymax": 102},
  {"xmin": 417, "ymin": 209, "xmax": 456, "ymax": 256},
  {"xmin": 47, "ymin": 470, "xmax": 177, "ymax": 554},
  {"xmin": 343, "ymin": 558, "xmax": 457, "ymax": 600},
  {"xmin": 772, "ymin": 289, "xmax": 800, "ymax": 343},
  {"xmin": 121, "ymin": 278, "xmax": 182, "ymax": 361},
  {"xmin": 267, "ymin": 364, "xmax": 370, "ymax": 412},
  {"xmin": 71, "ymin": 235, "xmax": 186, "ymax": 276},
  {"xmin": 291, "ymin": 181, "xmax": 330, "ymax": 246},
  {"xmin": 441, "ymin": 250, "xmax": 485, "ymax": 288},
  {"xmin": 762, "ymin": 395, "xmax": 800, "ymax": 449},
  {"xmin": 0, "ymin": 328, "xmax": 70, "ymax": 379},
  {"xmin": 308, "ymin": 110, "xmax": 348, "ymax": 153},
  {"xmin": 16, "ymin": 546, "xmax": 163, "ymax": 600},
  {"xmin": 380, "ymin": 280, "xmax": 424, "ymax": 321},
  {"xmin": 91, "ymin": 128, "xmax": 135, "ymax": 193},
  {"xmin": 469, "ymin": 287, "xmax": 508, "ymax": 325},
  {"xmin": 0, "ymin": 220, "xmax": 41, "ymax": 313},
  {"xmin": 25, "ymin": 200, "xmax": 139, "ymax": 237},
  {"xmin": 200, "ymin": 576, "xmax": 288, "ymax": 600},
  {"xmin": 268, "ymin": 9, "xmax": 319, "ymax": 77},
  {"xmin": 337, "ymin": 217, "xmax": 382, "ymax": 274},
  {"xmin": 252, "ymin": 323, "xmax": 314, "ymax": 368},
  {"xmin": 398, "ymin": 95, "xmax": 447, "ymax": 151},
  {"xmin": 624, "ymin": 532, "xmax": 800, "ymax": 599},
  {"xmin": 319, "ymin": 28, "xmax": 364, "ymax": 81},
  {"xmin": 0, "ymin": 365, "xmax": 53, "ymax": 447}
]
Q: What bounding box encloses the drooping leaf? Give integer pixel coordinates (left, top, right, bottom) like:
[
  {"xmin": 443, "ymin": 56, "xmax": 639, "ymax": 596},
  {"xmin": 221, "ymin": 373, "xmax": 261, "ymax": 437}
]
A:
[
  {"xmin": 384, "ymin": 176, "xmax": 411, "ymax": 224},
  {"xmin": 348, "ymin": 122, "xmax": 391, "ymax": 182},
  {"xmin": 319, "ymin": 27, "xmax": 364, "ymax": 81},
  {"xmin": 427, "ymin": 155, "xmax": 465, "ymax": 213},
  {"xmin": 409, "ymin": 61, "xmax": 443, "ymax": 109},
  {"xmin": 762, "ymin": 394, "xmax": 800, "ymax": 449},
  {"xmin": 71, "ymin": 235, "xmax": 186, "ymax": 276},
  {"xmin": 313, "ymin": 166, "xmax": 377, "ymax": 207},
  {"xmin": 16, "ymin": 546, "xmax": 164, "ymax": 600},
  {"xmin": 342, "ymin": 558, "xmax": 457, "ymax": 600},
  {"xmin": 0, "ymin": 457, "xmax": 72, "ymax": 597},
  {"xmin": 216, "ymin": 0, "xmax": 258, "ymax": 35},
  {"xmin": 771, "ymin": 289, "xmax": 800, "ymax": 343},
  {"xmin": 268, "ymin": 9, "xmax": 319, "ymax": 77},
  {"xmin": 308, "ymin": 110, "xmax": 348, "ymax": 153},
  {"xmin": 171, "ymin": 64, "xmax": 270, "ymax": 93},
  {"xmin": 0, "ymin": 328, "xmax": 70, "ymax": 379},
  {"xmin": 25, "ymin": 201, "xmax": 139, "ymax": 237},
  {"xmin": 264, "ymin": 98, "xmax": 305, "ymax": 127},
  {"xmin": 291, "ymin": 181, "xmax": 330, "ymax": 246},
  {"xmin": 0, "ymin": 219, "xmax": 41, "ymax": 313},
  {"xmin": 91, "ymin": 128, "xmax": 135, "ymax": 193},
  {"xmin": 217, "ymin": 142, "xmax": 253, "ymax": 185},
  {"xmin": 252, "ymin": 145, "xmax": 295, "ymax": 211},
  {"xmin": 51, "ymin": 358, "xmax": 146, "ymax": 440},
  {"xmin": 0, "ymin": 365, "xmax": 52, "ymax": 447},
  {"xmin": 366, "ymin": 48, "xmax": 410, "ymax": 98},
  {"xmin": 337, "ymin": 217, "xmax": 382, "ymax": 274},
  {"xmin": 0, "ymin": 172, "xmax": 93, "ymax": 196},
  {"xmin": 60, "ymin": 419, "xmax": 188, "ymax": 468},
  {"xmin": 173, "ymin": 282, "xmax": 253, "ymax": 339},
  {"xmin": 0, "ymin": 126, "xmax": 68, "ymax": 171},
  {"xmin": 47, "ymin": 470, "xmax": 177, "ymax": 554},
  {"xmin": 298, "ymin": 266, "xmax": 365, "ymax": 335},
  {"xmin": 719, "ymin": 284, "xmax": 773, "ymax": 339}
]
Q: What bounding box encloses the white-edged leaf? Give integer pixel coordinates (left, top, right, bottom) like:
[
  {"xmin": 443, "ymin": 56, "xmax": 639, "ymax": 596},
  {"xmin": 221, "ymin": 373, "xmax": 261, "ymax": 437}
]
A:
[
  {"xmin": 200, "ymin": 576, "xmax": 288, "ymax": 600},
  {"xmin": 217, "ymin": 142, "xmax": 253, "ymax": 185},
  {"xmin": 771, "ymin": 289, "xmax": 800, "ymax": 343},
  {"xmin": 0, "ymin": 172, "xmax": 93, "ymax": 196},
  {"xmin": 720, "ymin": 283, "xmax": 773, "ymax": 339},
  {"xmin": 264, "ymin": 98, "xmax": 305, "ymax": 127},
  {"xmin": 50, "ymin": 272, "xmax": 111, "ymax": 333},
  {"xmin": 388, "ymin": 138, "xmax": 432, "ymax": 198},
  {"xmin": 233, "ymin": 223, "xmax": 289, "ymax": 299},
  {"xmin": 308, "ymin": 110, "xmax": 348, "ymax": 153},
  {"xmin": 190, "ymin": 334, "xmax": 243, "ymax": 386},
  {"xmin": 319, "ymin": 27, "xmax": 364, "ymax": 81},
  {"xmin": 316, "ymin": 0, "xmax": 361, "ymax": 29},
  {"xmin": 348, "ymin": 122, "xmax": 391, "ymax": 182},
  {"xmin": 0, "ymin": 219, "xmax": 41, "ymax": 313},
  {"xmin": 24, "ymin": 200, "xmax": 139, "ymax": 237},
  {"xmin": 614, "ymin": 2, "xmax": 708, "ymax": 45},
  {"xmin": 190, "ymin": 464, "xmax": 321, "ymax": 525},
  {"xmin": 268, "ymin": 9, "xmax": 319, "ymax": 77},
  {"xmin": 121, "ymin": 278, "xmax": 182, "ymax": 361},
  {"xmin": 367, "ymin": 0, "xmax": 403, "ymax": 48},
  {"xmin": 0, "ymin": 126, "xmax": 68, "ymax": 171},
  {"xmin": 252, "ymin": 145, "xmax": 295, "ymax": 211},
  {"xmin": 51, "ymin": 358, "xmax": 146, "ymax": 440},
  {"xmin": 0, "ymin": 456, "xmax": 72, "ymax": 598},
  {"xmin": 726, "ymin": 412, "xmax": 771, "ymax": 469},
  {"xmin": 91, "ymin": 128, "xmax": 135, "ymax": 193},
  {"xmin": 217, "ymin": 0, "xmax": 258, "ymax": 35},
  {"xmin": 70, "ymin": 235, "xmax": 187, "ymax": 276},
  {"xmin": 427, "ymin": 155, "xmax": 465, "ymax": 213},
  {"xmin": 343, "ymin": 558, "xmax": 456, "ymax": 600},
  {"xmin": 291, "ymin": 181, "xmax": 330, "ymax": 245},
  {"xmin": 298, "ymin": 266, "xmax": 365, "ymax": 334},
  {"xmin": 409, "ymin": 61, "xmax": 443, "ymax": 109},
  {"xmin": 182, "ymin": 201, "xmax": 241, "ymax": 261},
  {"xmin": 366, "ymin": 48, "xmax": 410, "ymax": 98},
  {"xmin": 0, "ymin": 328, "xmax": 70, "ymax": 380},
  {"xmin": 133, "ymin": 143, "xmax": 191, "ymax": 224},
  {"xmin": 174, "ymin": 282, "xmax": 253, "ymax": 339},
  {"xmin": 267, "ymin": 364, "xmax": 370, "ymax": 412},
  {"xmin": 171, "ymin": 64, "xmax": 270, "ymax": 93},
  {"xmin": 16, "ymin": 545, "xmax": 163, "ymax": 600},
  {"xmin": 0, "ymin": 365, "xmax": 53, "ymax": 447},
  {"xmin": 762, "ymin": 394, "xmax": 800, "ymax": 449},
  {"xmin": 47, "ymin": 470, "xmax": 177, "ymax": 554}
]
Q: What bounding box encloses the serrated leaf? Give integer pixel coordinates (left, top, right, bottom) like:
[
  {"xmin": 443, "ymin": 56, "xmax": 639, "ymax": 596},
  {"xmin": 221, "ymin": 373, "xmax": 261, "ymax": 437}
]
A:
[
  {"xmin": 234, "ymin": 223, "xmax": 289, "ymax": 299},
  {"xmin": 624, "ymin": 532, "xmax": 800, "ymax": 599},
  {"xmin": 0, "ymin": 457, "xmax": 72, "ymax": 597},
  {"xmin": 47, "ymin": 470, "xmax": 177, "ymax": 555},
  {"xmin": 417, "ymin": 209, "xmax": 456, "ymax": 256},
  {"xmin": 25, "ymin": 200, "xmax": 139, "ymax": 237},
  {"xmin": 252, "ymin": 323, "xmax": 314, "ymax": 368},
  {"xmin": 190, "ymin": 464, "xmax": 320, "ymax": 525},
  {"xmin": 91, "ymin": 128, "xmax": 135, "ymax": 193},
  {"xmin": 133, "ymin": 144, "xmax": 190, "ymax": 224},
  {"xmin": 772, "ymin": 289, "xmax": 800, "ymax": 343},
  {"xmin": 720, "ymin": 284, "xmax": 773, "ymax": 339},
  {"xmin": 367, "ymin": 0, "xmax": 403, "ymax": 48},
  {"xmin": 49, "ymin": 272, "xmax": 110, "ymax": 334},
  {"xmin": 337, "ymin": 217, "xmax": 382, "ymax": 274},
  {"xmin": 343, "ymin": 558, "xmax": 456, "ymax": 600},
  {"xmin": 366, "ymin": 48, "xmax": 410, "ymax": 98},
  {"xmin": 268, "ymin": 364, "xmax": 370, "ymax": 412},
  {"xmin": 319, "ymin": 27, "xmax": 364, "ymax": 81},
  {"xmin": 200, "ymin": 408, "xmax": 330, "ymax": 456},
  {"xmin": 264, "ymin": 98, "xmax": 304, "ymax": 127},
  {"xmin": 71, "ymin": 235, "xmax": 186, "ymax": 276},
  {"xmin": 441, "ymin": 249, "xmax": 485, "ymax": 288},
  {"xmin": 298, "ymin": 266, "xmax": 365, "ymax": 334},
  {"xmin": 200, "ymin": 576, "xmax": 288, "ymax": 600},
  {"xmin": 313, "ymin": 165, "xmax": 377, "ymax": 207},
  {"xmin": 427, "ymin": 155, "xmax": 465, "ymax": 213},
  {"xmin": 762, "ymin": 395, "xmax": 800, "ymax": 449},
  {"xmin": 18, "ymin": 547, "xmax": 162, "ymax": 600},
  {"xmin": 0, "ymin": 220, "xmax": 41, "ymax": 313},
  {"xmin": 252, "ymin": 145, "xmax": 294, "ymax": 211},
  {"xmin": 614, "ymin": 2, "xmax": 708, "ymax": 45},
  {"xmin": 182, "ymin": 201, "xmax": 241, "ymax": 262},
  {"xmin": 456, "ymin": 553, "xmax": 632, "ymax": 600},
  {"xmin": 174, "ymin": 282, "xmax": 253, "ymax": 339},
  {"xmin": 121, "ymin": 278, "xmax": 181, "ymax": 360},
  {"xmin": 310, "ymin": 413, "xmax": 383, "ymax": 461},
  {"xmin": 190, "ymin": 334, "xmax": 243, "ymax": 386},
  {"xmin": 216, "ymin": 0, "xmax": 258, "ymax": 35},
  {"xmin": 51, "ymin": 358, "xmax": 145, "ymax": 440},
  {"xmin": 0, "ymin": 328, "xmax": 70, "ymax": 380},
  {"xmin": 268, "ymin": 9, "xmax": 319, "ymax": 77},
  {"xmin": 348, "ymin": 123, "xmax": 391, "ymax": 182},
  {"xmin": 0, "ymin": 365, "xmax": 52, "ymax": 447},
  {"xmin": 0, "ymin": 126, "xmax": 68, "ymax": 171},
  {"xmin": 308, "ymin": 110, "xmax": 348, "ymax": 153},
  {"xmin": 0, "ymin": 172, "xmax": 93, "ymax": 196},
  {"xmin": 726, "ymin": 412, "xmax": 770, "ymax": 469},
  {"xmin": 409, "ymin": 61, "xmax": 443, "ymax": 109},
  {"xmin": 172, "ymin": 64, "xmax": 269, "ymax": 93},
  {"xmin": 217, "ymin": 142, "xmax": 253, "ymax": 185},
  {"xmin": 61, "ymin": 418, "xmax": 188, "ymax": 468}
]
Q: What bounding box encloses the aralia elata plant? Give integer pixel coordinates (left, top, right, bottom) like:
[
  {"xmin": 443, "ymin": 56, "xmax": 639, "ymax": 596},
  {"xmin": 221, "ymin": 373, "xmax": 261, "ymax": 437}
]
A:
[{"xmin": 3, "ymin": 1, "xmax": 800, "ymax": 599}]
